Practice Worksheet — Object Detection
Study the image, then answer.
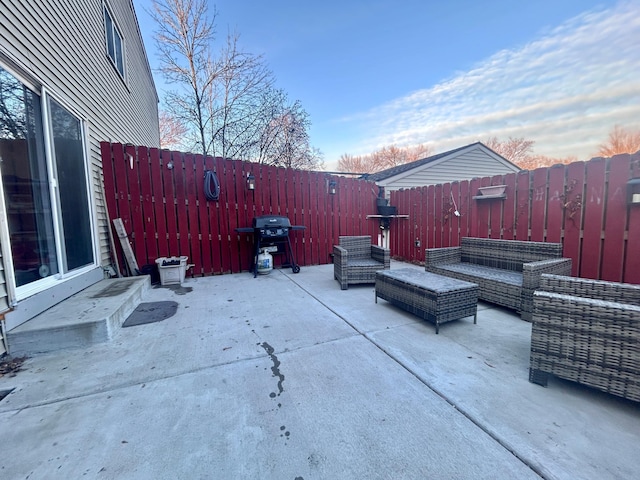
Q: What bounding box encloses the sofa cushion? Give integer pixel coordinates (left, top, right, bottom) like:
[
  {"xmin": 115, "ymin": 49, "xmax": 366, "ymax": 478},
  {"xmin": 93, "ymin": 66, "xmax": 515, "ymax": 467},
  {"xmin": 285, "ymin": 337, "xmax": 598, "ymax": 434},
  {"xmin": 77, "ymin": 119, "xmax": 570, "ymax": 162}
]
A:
[
  {"xmin": 432, "ymin": 262, "xmax": 523, "ymax": 311},
  {"xmin": 349, "ymin": 259, "xmax": 387, "ymax": 268},
  {"xmin": 439, "ymin": 263, "xmax": 523, "ymax": 286}
]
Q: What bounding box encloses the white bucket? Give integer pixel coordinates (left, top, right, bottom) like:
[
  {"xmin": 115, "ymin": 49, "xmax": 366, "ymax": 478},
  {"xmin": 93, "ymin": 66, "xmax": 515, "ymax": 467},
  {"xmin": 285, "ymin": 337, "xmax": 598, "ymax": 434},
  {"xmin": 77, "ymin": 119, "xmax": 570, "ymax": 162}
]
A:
[{"xmin": 256, "ymin": 249, "xmax": 273, "ymax": 275}]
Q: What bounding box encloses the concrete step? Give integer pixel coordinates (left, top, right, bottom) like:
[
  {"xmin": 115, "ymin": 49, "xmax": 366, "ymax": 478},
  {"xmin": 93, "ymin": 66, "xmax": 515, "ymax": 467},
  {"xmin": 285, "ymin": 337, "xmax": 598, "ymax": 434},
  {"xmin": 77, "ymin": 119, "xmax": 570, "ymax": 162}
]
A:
[{"xmin": 7, "ymin": 277, "xmax": 150, "ymax": 356}]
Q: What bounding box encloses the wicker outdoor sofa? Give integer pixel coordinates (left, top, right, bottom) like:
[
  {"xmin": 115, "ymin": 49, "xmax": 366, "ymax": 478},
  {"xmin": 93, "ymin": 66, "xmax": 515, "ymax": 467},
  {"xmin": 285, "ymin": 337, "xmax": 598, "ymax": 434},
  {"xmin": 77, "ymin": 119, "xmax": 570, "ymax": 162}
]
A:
[
  {"xmin": 425, "ymin": 237, "xmax": 572, "ymax": 321},
  {"xmin": 530, "ymin": 274, "xmax": 640, "ymax": 402},
  {"xmin": 333, "ymin": 236, "xmax": 390, "ymax": 290}
]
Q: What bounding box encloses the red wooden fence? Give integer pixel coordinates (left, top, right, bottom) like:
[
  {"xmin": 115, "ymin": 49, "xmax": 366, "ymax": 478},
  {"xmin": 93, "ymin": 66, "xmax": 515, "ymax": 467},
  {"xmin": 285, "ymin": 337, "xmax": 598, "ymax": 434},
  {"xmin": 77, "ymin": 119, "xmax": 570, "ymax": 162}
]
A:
[
  {"xmin": 101, "ymin": 143, "xmax": 381, "ymax": 276},
  {"xmin": 102, "ymin": 143, "xmax": 639, "ymax": 283},
  {"xmin": 389, "ymin": 153, "xmax": 640, "ymax": 284}
]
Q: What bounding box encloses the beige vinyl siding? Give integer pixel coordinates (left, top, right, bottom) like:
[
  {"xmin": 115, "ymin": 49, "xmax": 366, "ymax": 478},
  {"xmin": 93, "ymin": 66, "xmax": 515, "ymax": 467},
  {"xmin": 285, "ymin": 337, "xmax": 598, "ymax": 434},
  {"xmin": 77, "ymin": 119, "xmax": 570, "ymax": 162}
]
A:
[
  {"xmin": 0, "ymin": 252, "xmax": 6, "ymax": 354},
  {"xmin": 381, "ymin": 146, "xmax": 520, "ymax": 192},
  {"xmin": 0, "ymin": 0, "xmax": 159, "ymax": 274},
  {"xmin": 0, "ymin": 255, "xmax": 7, "ymax": 312}
]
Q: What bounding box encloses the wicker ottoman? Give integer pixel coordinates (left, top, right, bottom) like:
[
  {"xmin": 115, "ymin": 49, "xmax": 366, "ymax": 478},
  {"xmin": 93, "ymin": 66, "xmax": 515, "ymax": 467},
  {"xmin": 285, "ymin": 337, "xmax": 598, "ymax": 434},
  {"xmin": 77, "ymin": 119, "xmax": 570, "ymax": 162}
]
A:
[{"xmin": 375, "ymin": 269, "xmax": 478, "ymax": 334}]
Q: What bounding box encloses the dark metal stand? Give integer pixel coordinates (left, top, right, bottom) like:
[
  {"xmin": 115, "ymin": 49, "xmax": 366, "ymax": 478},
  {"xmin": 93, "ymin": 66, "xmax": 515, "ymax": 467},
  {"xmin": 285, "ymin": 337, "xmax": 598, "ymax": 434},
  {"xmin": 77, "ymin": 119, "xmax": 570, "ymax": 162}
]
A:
[
  {"xmin": 235, "ymin": 226, "xmax": 305, "ymax": 277},
  {"xmin": 252, "ymin": 233, "xmax": 301, "ymax": 277}
]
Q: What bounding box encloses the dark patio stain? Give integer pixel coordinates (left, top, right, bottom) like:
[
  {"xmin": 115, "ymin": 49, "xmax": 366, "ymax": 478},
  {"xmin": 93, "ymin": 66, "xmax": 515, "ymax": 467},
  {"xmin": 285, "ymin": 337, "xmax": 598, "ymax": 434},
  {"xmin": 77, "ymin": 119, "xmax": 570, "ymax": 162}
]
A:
[
  {"xmin": 279, "ymin": 425, "xmax": 290, "ymax": 438},
  {"xmin": 0, "ymin": 388, "xmax": 15, "ymax": 403},
  {"xmin": 154, "ymin": 284, "xmax": 193, "ymax": 295},
  {"xmin": 122, "ymin": 301, "xmax": 179, "ymax": 327},
  {"xmin": 259, "ymin": 341, "xmax": 285, "ymax": 398},
  {"xmin": 91, "ymin": 279, "xmax": 139, "ymax": 298},
  {"xmin": 258, "ymin": 342, "xmax": 293, "ymax": 445}
]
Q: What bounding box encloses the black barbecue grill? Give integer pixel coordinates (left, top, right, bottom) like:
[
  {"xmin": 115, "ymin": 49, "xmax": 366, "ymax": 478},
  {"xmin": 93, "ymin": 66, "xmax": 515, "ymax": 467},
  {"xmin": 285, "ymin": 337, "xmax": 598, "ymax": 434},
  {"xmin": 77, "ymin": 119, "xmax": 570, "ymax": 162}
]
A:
[{"xmin": 236, "ymin": 215, "xmax": 305, "ymax": 277}]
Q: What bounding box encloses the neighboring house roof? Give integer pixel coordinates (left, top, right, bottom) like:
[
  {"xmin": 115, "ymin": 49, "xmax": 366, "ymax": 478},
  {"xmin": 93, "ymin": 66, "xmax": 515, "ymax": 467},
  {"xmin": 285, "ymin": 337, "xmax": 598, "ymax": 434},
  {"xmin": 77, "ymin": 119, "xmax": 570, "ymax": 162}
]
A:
[{"xmin": 362, "ymin": 142, "xmax": 519, "ymax": 183}]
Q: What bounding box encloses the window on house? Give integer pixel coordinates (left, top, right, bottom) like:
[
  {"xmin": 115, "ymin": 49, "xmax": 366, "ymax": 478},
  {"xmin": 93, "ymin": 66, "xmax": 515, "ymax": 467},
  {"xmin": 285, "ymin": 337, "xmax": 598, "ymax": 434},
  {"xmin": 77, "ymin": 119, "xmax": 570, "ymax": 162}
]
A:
[{"xmin": 104, "ymin": 6, "xmax": 124, "ymax": 77}]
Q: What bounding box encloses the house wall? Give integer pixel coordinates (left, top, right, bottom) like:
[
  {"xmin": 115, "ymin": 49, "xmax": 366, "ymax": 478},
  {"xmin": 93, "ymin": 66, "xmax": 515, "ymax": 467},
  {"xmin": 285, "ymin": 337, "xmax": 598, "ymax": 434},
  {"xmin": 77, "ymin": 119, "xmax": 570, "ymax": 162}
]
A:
[
  {"xmin": 380, "ymin": 148, "xmax": 519, "ymax": 192},
  {"xmin": 0, "ymin": 0, "xmax": 159, "ymax": 323},
  {"xmin": 1, "ymin": 0, "xmax": 159, "ymax": 267}
]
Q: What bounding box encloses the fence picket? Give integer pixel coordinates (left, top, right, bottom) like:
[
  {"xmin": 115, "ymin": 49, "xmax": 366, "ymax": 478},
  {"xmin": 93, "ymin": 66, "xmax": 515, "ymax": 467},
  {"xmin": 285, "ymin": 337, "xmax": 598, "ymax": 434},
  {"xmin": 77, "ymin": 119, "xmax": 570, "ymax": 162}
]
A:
[
  {"xmin": 530, "ymin": 168, "xmax": 548, "ymax": 242},
  {"xmin": 449, "ymin": 182, "xmax": 460, "ymax": 246},
  {"xmin": 458, "ymin": 180, "xmax": 470, "ymax": 245},
  {"xmin": 184, "ymin": 153, "xmax": 200, "ymax": 276},
  {"xmin": 194, "ymin": 155, "xmax": 211, "ymax": 275},
  {"xmin": 580, "ymin": 158, "xmax": 607, "ymax": 279},
  {"xmin": 601, "ymin": 156, "xmax": 630, "ymax": 281},
  {"xmin": 502, "ymin": 173, "xmax": 517, "ymax": 240},
  {"xmin": 515, "ymin": 171, "xmax": 530, "ymax": 240},
  {"xmin": 489, "ymin": 175, "xmax": 504, "ymax": 239},
  {"xmin": 136, "ymin": 147, "xmax": 155, "ymax": 265},
  {"xmin": 162, "ymin": 150, "xmax": 179, "ymax": 258},
  {"xmin": 546, "ymin": 166, "xmax": 565, "ymax": 243},
  {"xmin": 149, "ymin": 148, "xmax": 168, "ymax": 258},
  {"xmin": 562, "ymin": 162, "xmax": 585, "ymax": 275},
  {"xmin": 214, "ymin": 156, "xmax": 231, "ymax": 273}
]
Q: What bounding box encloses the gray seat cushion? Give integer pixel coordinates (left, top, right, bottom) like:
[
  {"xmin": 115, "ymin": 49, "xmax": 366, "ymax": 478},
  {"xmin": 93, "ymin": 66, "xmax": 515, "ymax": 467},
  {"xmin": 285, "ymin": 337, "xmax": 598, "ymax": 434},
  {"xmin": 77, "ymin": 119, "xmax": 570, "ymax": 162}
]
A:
[
  {"xmin": 349, "ymin": 259, "xmax": 386, "ymax": 267},
  {"xmin": 438, "ymin": 263, "xmax": 523, "ymax": 287}
]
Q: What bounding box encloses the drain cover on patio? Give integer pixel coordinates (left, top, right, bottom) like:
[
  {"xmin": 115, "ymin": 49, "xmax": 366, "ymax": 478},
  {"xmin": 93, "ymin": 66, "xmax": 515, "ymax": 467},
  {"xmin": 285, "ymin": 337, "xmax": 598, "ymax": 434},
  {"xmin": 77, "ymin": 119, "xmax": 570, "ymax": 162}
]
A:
[{"xmin": 122, "ymin": 301, "xmax": 178, "ymax": 327}]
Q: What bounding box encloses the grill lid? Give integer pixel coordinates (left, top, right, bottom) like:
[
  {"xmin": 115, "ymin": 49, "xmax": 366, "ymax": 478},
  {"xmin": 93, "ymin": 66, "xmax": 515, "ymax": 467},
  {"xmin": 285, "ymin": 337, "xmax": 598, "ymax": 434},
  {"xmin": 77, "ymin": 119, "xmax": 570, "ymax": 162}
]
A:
[{"xmin": 252, "ymin": 215, "xmax": 292, "ymax": 229}]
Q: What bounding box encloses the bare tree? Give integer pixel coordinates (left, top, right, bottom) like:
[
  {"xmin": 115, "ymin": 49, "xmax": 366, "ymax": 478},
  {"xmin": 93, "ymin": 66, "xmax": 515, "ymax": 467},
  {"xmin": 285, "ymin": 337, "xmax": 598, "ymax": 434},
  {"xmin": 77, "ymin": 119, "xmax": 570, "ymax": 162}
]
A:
[
  {"xmin": 0, "ymin": 69, "xmax": 28, "ymax": 139},
  {"xmin": 260, "ymin": 103, "xmax": 323, "ymax": 169},
  {"xmin": 371, "ymin": 144, "xmax": 431, "ymax": 171},
  {"xmin": 255, "ymin": 88, "xmax": 289, "ymax": 163},
  {"xmin": 337, "ymin": 154, "xmax": 370, "ymax": 173},
  {"xmin": 159, "ymin": 110, "xmax": 188, "ymax": 150},
  {"xmin": 597, "ymin": 125, "xmax": 640, "ymax": 157},
  {"xmin": 337, "ymin": 144, "xmax": 431, "ymax": 173},
  {"xmin": 484, "ymin": 137, "xmax": 535, "ymax": 165},
  {"xmin": 517, "ymin": 154, "xmax": 576, "ymax": 170},
  {"xmin": 151, "ymin": 0, "xmax": 219, "ymax": 156},
  {"xmin": 208, "ymin": 32, "xmax": 273, "ymax": 160},
  {"xmin": 150, "ymin": 1, "xmax": 322, "ymax": 168},
  {"xmin": 484, "ymin": 137, "xmax": 581, "ymax": 169}
]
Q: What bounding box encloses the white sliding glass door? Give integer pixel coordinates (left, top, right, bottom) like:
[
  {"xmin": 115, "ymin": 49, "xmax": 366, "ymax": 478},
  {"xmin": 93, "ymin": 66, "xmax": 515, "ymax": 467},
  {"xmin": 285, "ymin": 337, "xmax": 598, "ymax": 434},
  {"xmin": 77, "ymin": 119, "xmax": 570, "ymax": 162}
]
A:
[{"xmin": 0, "ymin": 66, "xmax": 95, "ymax": 299}]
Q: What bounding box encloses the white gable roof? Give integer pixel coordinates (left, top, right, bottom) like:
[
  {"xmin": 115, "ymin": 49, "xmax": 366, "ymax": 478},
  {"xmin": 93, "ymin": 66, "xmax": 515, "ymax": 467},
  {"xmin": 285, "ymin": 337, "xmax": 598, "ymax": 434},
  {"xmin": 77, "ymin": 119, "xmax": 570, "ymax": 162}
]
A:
[{"xmin": 366, "ymin": 143, "xmax": 520, "ymax": 190}]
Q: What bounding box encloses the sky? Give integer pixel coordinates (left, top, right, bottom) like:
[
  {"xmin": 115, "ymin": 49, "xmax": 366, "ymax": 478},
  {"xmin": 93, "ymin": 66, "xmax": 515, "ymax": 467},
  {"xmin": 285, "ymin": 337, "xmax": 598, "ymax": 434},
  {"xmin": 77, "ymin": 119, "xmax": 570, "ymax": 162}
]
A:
[{"xmin": 133, "ymin": 0, "xmax": 640, "ymax": 169}]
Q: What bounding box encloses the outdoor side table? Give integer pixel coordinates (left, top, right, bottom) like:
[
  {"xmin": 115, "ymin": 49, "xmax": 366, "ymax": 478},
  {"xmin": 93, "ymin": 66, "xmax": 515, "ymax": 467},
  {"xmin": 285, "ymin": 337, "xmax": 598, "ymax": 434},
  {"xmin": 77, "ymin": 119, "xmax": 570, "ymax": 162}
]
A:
[{"xmin": 375, "ymin": 268, "xmax": 478, "ymax": 334}]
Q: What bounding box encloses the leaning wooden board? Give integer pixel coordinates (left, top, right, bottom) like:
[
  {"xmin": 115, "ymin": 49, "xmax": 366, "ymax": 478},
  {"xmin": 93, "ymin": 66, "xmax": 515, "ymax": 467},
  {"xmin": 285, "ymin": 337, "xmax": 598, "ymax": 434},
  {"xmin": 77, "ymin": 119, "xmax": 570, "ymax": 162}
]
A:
[{"xmin": 113, "ymin": 218, "xmax": 139, "ymax": 275}]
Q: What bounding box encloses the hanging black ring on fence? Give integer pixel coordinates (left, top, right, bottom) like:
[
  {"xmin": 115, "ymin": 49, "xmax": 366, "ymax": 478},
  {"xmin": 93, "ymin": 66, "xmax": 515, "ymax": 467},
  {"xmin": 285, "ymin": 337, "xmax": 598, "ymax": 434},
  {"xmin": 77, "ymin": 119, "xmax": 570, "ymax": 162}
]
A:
[{"xmin": 204, "ymin": 170, "xmax": 221, "ymax": 201}]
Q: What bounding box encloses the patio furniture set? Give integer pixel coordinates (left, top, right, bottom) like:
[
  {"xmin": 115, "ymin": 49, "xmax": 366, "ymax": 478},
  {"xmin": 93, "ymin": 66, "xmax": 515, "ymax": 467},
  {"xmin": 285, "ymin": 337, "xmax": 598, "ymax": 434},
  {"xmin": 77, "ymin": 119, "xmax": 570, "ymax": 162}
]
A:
[
  {"xmin": 334, "ymin": 235, "xmax": 639, "ymax": 403},
  {"xmin": 374, "ymin": 268, "xmax": 477, "ymax": 334},
  {"xmin": 424, "ymin": 237, "xmax": 572, "ymax": 321},
  {"xmin": 530, "ymin": 274, "xmax": 640, "ymax": 402},
  {"xmin": 333, "ymin": 235, "xmax": 390, "ymax": 290}
]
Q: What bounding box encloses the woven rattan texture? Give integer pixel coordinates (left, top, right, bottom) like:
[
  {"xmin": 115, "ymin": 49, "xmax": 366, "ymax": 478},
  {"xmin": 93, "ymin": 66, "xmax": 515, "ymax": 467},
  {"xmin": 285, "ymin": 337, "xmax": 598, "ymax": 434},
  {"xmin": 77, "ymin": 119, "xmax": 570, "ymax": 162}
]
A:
[
  {"xmin": 333, "ymin": 236, "xmax": 390, "ymax": 290},
  {"xmin": 529, "ymin": 274, "xmax": 640, "ymax": 402},
  {"xmin": 375, "ymin": 269, "xmax": 478, "ymax": 334},
  {"xmin": 425, "ymin": 238, "xmax": 571, "ymax": 321}
]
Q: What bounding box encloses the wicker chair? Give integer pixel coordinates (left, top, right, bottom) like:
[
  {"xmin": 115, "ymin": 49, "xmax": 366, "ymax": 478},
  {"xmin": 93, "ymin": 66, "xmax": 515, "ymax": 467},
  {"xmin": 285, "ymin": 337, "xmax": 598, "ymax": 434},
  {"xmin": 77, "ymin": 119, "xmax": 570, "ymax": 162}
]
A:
[
  {"xmin": 333, "ymin": 236, "xmax": 390, "ymax": 290},
  {"xmin": 530, "ymin": 274, "xmax": 640, "ymax": 402}
]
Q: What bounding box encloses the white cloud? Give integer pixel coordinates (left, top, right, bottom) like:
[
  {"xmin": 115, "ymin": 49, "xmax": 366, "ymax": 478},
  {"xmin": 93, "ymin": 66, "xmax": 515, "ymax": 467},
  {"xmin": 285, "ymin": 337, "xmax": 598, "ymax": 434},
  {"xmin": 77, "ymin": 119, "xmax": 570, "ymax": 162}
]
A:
[{"xmin": 344, "ymin": 0, "xmax": 640, "ymax": 160}]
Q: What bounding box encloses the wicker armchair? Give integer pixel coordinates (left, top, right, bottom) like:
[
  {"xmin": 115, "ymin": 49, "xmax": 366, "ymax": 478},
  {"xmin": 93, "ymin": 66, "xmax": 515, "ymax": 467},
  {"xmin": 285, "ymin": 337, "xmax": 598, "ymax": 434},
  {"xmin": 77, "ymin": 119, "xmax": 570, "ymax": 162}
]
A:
[
  {"xmin": 333, "ymin": 236, "xmax": 390, "ymax": 290},
  {"xmin": 530, "ymin": 274, "xmax": 640, "ymax": 402}
]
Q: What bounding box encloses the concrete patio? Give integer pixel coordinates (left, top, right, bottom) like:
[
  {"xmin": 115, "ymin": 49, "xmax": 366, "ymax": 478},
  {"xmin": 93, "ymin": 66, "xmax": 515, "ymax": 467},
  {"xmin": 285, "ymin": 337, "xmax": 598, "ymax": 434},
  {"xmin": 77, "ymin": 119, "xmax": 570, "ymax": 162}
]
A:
[{"xmin": 0, "ymin": 261, "xmax": 638, "ymax": 479}]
